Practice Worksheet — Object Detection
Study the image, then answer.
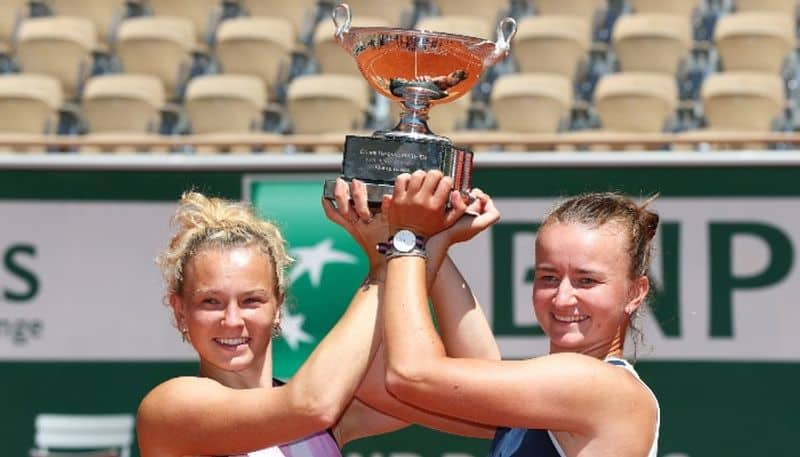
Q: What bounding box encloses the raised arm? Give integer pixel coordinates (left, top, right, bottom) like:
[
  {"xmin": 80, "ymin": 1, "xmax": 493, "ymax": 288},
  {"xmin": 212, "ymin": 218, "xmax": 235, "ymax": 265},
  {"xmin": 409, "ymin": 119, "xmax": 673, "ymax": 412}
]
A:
[
  {"xmin": 328, "ymin": 177, "xmax": 501, "ymax": 442},
  {"xmin": 380, "ymin": 171, "xmax": 658, "ymax": 441},
  {"xmin": 427, "ymin": 190, "xmax": 501, "ymax": 360},
  {"xmin": 137, "ymin": 209, "xmax": 382, "ymax": 457}
]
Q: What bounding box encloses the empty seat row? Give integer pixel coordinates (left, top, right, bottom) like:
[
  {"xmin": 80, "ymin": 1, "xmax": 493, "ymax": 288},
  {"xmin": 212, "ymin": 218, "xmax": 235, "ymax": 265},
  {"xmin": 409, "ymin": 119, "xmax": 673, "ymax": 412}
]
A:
[
  {"xmin": 0, "ymin": 72, "xmax": 370, "ymax": 135},
  {"xmin": 5, "ymin": 0, "xmax": 798, "ymax": 49},
  {"xmin": 1, "ymin": 66, "xmax": 786, "ymax": 139},
  {"xmin": 488, "ymin": 70, "xmax": 785, "ymax": 134},
  {"xmin": 0, "ymin": 1, "xmax": 796, "ymax": 142},
  {"xmin": 8, "ymin": 2, "xmax": 794, "ymax": 99},
  {"xmin": 514, "ymin": 10, "xmax": 794, "ymax": 81},
  {"xmin": 2, "ymin": 14, "xmax": 297, "ymax": 99},
  {"xmin": 629, "ymin": 0, "xmax": 797, "ymax": 15}
]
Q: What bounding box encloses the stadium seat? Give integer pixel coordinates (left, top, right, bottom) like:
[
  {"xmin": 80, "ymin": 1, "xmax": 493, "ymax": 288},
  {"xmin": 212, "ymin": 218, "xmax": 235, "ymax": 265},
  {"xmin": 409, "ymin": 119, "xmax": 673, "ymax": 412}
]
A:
[
  {"xmin": 313, "ymin": 16, "xmax": 390, "ymax": 77},
  {"xmin": 215, "ymin": 16, "xmax": 294, "ymax": 98},
  {"xmin": 0, "ymin": 0, "xmax": 28, "ymax": 53},
  {"xmin": 513, "ymin": 15, "xmax": 591, "ymax": 79},
  {"xmin": 435, "ymin": 0, "xmax": 510, "ymax": 16},
  {"xmin": 414, "ymin": 15, "xmax": 493, "ymax": 39},
  {"xmin": 30, "ymin": 413, "xmax": 134, "ymax": 457},
  {"xmin": 237, "ymin": 0, "xmax": 317, "ymax": 41},
  {"xmin": 81, "ymin": 74, "xmax": 165, "ymax": 133},
  {"xmin": 734, "ymin": 0, "xmax": 796, "ymax": 15},
  {"xmin": 714, "ymin": 12, "xmax": 794, "ymax": 73},
  {"xmin": 185, "ymin": 74, "xmax": 266, "ymax": 134},
  {"xmin": 628, "ymin": 0, "xmax": 701, "ymax": 16},
  {"xmin": 594, "ymin": 72, "xmax": 678, "ymax": 132},
  {"xmin": 0, "ymin": 74, "xmax": 63, "ymax": 134},
  {"xmin": 46, "ymin": 0, "xmax": 126, "ymax": 46},
  {"xmin": 490, "ymin": 72, "xmax": 573, "ymax": 133},
  {"xmin": 700, "ymin": 71, "xmax": 784, "ymax": 131},
  {"xmin": 16, "ymin": 16, "xmax": 96, "ymax": 99},
  {"xmin": 677, "ymin": 40, "xmax": 719, "ymax": 100},
  {"xmin": 612, "ymin": 13, "xmax": 692, "ymax": 75},
  {"xmin": 147, "ymin": 0, "xmax": 223, "ymax": 46},
  {"xmin": 286, "ymin": 74, "xmax": 370, "ymax": 134},
  {"xmin": 434, "ymin": 0, "xmax": 512, "ymax": 30},
  {"xmin": 531, "ymin": 0, "xmax": 601, "ymax": 24},
  {"xmin": 337, "ymin": 0, "xmax": 413, "ymax": 27},
  {"xmin": 116, "ymin": 16, "xmax": 195, "ymax": 99}
]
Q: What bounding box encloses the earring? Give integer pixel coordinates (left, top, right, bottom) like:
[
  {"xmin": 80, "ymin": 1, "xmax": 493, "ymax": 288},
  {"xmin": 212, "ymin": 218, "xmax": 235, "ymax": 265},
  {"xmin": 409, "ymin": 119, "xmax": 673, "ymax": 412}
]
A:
[
  {"xmin": 180, "ymin": 328, "xmax": 189, "ymax": 343},
  {"xmin": 271, "ymin": 323, "xmax": 282, "ymax": 338}
]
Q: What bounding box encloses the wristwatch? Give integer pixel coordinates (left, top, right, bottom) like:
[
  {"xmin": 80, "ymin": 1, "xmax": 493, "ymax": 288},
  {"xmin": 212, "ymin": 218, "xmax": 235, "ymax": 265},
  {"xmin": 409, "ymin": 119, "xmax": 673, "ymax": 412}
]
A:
[
  {"xmin": 391, "ymin": 229, "xmax": 423, "ymax": 253},
  {"xmin": 382, "ymin": 229, "xmax": 426, "ymax": 259}
]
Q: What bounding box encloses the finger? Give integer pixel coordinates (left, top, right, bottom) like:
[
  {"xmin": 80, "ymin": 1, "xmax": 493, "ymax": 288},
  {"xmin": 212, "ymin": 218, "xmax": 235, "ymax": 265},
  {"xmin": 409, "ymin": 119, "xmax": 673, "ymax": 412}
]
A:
[
  {"xmin": 394, "ymin": 173, "xmax": 411, "ymax": 200},
  {"xmin": 406, "ymin": 169, "xmax": 427, "ymax": 195},
  {"xmin": 470, "ymin": 188, "xmax": 488, "ymax": 202},
  {"xmin": 432, "ymin": 174, "xmax": 453, "ymax": 208},
  {"xmin": 464, "ymin": 188, "xmax": 487, "ymax": 215},
  {"xmin": 448, "ymin": 188, "xmax": 468, "ymax": 214},
  {"xmin": 321, "ymin": 197, "xmax": 349, "ymax": 226},
  {"xmin": 381, "ymin": 194, "xmax": 393, "ymax": 215},
  {"xmin": 333, "ymin": 178, "xmax": 353, "ymax": 219},
  {"xmin": 351, "ymin": 179, "xmax": 373, "ymax": 222},
  {"xmin": 444, "ymin": 190, "xmax": 468, "ymax": 227},
  {"xmin": 483, "ymin": 196, "xmax": 500, "ymax": 220},
  {"xmin": 421, "ymin": 169, "xmax": 445, "ymax": 197},
  {"xmin": 474, "ymin": 196, "xmax": 501, "ymax": 228}
]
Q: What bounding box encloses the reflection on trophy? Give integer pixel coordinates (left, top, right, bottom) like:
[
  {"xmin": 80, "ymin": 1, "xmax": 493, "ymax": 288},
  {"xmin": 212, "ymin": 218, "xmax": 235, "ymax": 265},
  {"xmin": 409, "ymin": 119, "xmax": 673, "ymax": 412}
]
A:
[{"xmin": 322, "ymin": 3, "xmax": 517, "ymax": 208}]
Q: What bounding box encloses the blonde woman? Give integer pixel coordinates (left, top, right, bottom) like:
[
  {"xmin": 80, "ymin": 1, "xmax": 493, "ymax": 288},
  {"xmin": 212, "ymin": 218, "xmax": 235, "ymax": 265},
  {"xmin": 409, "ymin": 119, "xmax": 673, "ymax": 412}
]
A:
[{"xmin": 137, "ymin": 178, "xmax": 500, "ymax": 457}]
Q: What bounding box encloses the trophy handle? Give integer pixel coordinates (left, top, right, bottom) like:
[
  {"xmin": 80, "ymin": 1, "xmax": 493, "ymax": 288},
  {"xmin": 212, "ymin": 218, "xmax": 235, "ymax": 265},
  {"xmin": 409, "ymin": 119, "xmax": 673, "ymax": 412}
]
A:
[
  {"xmin": 487, "ymin": 17, "xmax": 517, "ymax": 65},
  {"xmin": 332, "ymin": 3, "xmax": 352, "ymax": 40}
]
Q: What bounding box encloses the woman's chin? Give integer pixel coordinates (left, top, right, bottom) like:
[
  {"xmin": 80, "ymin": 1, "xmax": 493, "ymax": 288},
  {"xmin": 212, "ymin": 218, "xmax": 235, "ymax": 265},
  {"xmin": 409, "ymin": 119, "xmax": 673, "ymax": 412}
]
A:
[
  {"xmin": 204, "ymin": 353, "xmax": 256, "ymax": 373},
  {"xmin": 550, "ymin": 332, "xmax": 588, "ymax": 351}
]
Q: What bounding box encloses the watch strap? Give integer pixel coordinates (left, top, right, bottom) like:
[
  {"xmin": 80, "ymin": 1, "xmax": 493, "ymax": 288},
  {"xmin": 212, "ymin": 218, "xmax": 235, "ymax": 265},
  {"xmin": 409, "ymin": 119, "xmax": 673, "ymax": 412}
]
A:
[{"xmin": 376, "ymin": 231, "xmax": 427, "ymax": 259}]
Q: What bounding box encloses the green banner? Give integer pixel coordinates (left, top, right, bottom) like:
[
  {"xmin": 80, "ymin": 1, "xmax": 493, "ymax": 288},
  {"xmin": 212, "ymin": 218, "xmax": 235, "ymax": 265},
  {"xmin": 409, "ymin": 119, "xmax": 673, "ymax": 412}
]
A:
[{"xmin": 1, "ymin": 161, "xmax": 798, "ymax": 457}]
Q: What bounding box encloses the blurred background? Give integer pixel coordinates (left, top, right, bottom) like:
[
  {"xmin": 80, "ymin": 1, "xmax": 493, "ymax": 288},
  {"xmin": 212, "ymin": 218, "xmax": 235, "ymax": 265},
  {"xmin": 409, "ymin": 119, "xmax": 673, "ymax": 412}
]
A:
[{"xmin": 0, "ymin": 0, "xmax": 799, "ymax": 456}]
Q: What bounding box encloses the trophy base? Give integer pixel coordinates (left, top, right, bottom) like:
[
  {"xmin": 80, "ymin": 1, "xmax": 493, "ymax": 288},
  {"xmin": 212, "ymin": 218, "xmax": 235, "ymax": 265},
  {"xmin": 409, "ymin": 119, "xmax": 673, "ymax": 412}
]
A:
[
  {"xmin": 323, "ymin": 179, "xmax": 395, "ymax": 208},
  {"xmin": 323, "ymin": 134, "xmax": 473, "ymax": 209}
]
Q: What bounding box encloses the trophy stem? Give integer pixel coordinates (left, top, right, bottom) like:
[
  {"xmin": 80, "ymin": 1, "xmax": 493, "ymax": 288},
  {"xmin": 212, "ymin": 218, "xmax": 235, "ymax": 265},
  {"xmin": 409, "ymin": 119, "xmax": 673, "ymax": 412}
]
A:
[{"xmin": 383, "ymin": 85, "xmax": 449, "ymax": 142}]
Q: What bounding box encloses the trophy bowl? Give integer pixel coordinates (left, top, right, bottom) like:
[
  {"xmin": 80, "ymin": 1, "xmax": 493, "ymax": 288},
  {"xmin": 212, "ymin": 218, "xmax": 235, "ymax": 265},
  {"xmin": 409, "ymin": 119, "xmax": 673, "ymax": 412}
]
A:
[{"xmin": 323, "ymin": 3, "xmax": 517, "ymax": 207}]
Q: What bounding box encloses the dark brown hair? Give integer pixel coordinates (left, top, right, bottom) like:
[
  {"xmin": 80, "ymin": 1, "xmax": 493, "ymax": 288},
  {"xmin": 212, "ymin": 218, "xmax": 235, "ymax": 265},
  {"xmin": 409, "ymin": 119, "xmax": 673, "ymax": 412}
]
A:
[
  {"xmin": 542, "ymin": 192, "xmax": 660, "ymax": 278},
  {"xmin": 541, "ymin": 192, "xmax": 660, "ymax": 358}
]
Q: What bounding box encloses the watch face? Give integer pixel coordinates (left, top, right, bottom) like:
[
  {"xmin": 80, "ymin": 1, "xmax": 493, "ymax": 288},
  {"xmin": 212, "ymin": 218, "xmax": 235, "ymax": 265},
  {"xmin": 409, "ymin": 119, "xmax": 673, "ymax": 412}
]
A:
[{"xmin": 392, "ymin": 229, "xmax": 417, "ymax": 252}]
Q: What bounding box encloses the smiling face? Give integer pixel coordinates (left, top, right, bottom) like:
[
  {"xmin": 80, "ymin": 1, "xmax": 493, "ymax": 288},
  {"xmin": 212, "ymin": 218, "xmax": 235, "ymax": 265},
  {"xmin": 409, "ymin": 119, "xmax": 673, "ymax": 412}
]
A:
[
  {"xmin": 532, "ymin": 221, "xmax": 648, "ymax": 359},
  {"xmin": 171, "ymin": 245, "xmax": 282, "ymax": 387}
]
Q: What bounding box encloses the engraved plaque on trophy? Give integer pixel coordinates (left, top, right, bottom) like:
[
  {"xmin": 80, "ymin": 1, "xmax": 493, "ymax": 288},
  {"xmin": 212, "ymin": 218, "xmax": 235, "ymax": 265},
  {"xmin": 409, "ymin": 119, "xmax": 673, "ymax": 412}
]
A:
[{"xmin": 322, "ymin": 3, "xmax": 517, "ymax": 208}]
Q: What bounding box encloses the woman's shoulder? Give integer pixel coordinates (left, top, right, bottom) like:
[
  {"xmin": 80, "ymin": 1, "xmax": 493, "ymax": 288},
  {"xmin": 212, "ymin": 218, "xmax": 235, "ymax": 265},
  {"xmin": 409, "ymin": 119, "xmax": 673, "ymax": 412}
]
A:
[
  {"xmin": 138, "ymin": 376, "xmax": 224, "ymax": 419},
  {"xmin": 528, "ymin": 353, "xmax": 656, "ymax": 407},
  {"xmin": 144, "ymin": 375, "xmax": 222, "ymax": 398},
  {"xmin": 603, "ymin": 358, "xmax": 656, "ymax": 397}
]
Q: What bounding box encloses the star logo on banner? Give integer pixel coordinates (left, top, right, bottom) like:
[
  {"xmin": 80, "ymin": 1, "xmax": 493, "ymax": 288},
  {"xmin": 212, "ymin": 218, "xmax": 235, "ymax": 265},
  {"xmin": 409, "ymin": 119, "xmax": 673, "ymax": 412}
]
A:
[
  {"xmin": 280, "ymin": 309, "xmax": 315, "ymax": 350},
  {"xmin": 289, "ymin": 238, "xmax": 357, "ymax": 287}
]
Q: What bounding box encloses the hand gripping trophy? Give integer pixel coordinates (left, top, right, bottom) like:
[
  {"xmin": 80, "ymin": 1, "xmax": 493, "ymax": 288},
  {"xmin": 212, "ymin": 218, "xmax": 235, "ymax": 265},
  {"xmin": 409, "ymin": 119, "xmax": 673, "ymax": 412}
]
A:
[{"xmin": 322, "ymin": 3, "xmax": 517, "ymax": 208}]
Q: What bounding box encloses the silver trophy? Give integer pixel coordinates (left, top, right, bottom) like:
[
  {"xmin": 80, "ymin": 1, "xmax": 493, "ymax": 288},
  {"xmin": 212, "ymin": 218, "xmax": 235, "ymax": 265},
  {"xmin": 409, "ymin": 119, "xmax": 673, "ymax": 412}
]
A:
[{"xmin": 323, "ymin": 3, "xmax": 517, "ymax": 207}]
